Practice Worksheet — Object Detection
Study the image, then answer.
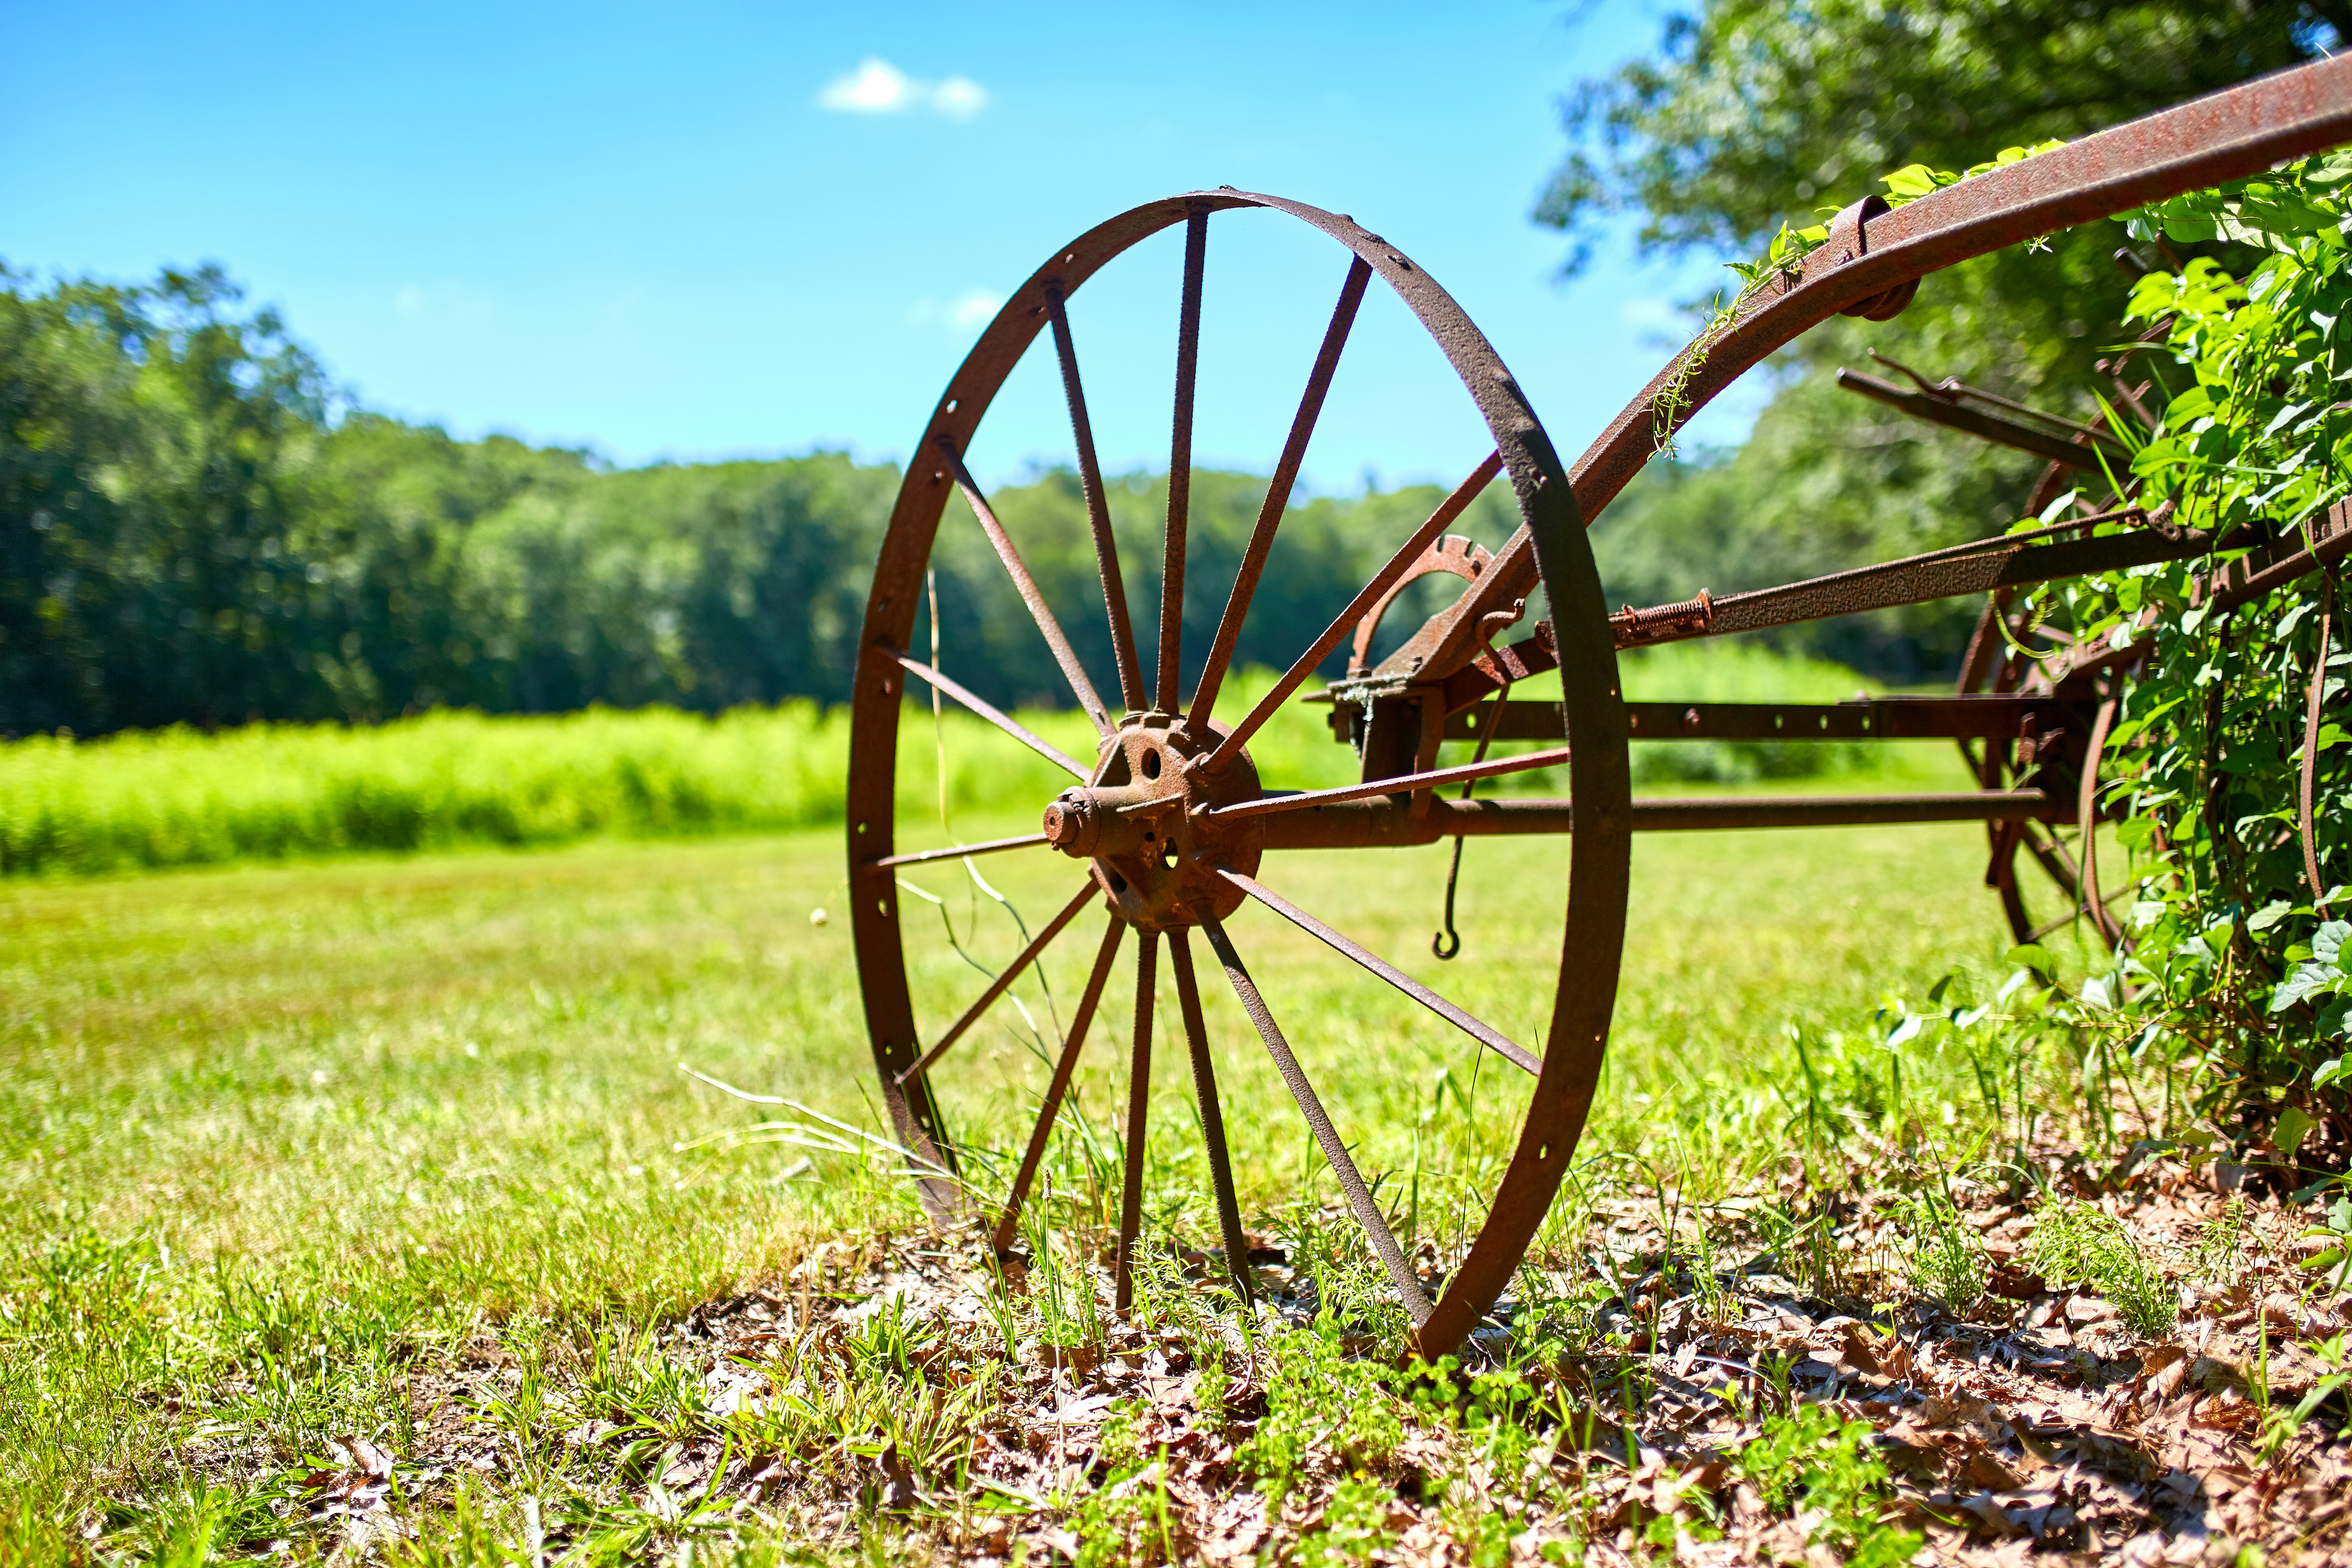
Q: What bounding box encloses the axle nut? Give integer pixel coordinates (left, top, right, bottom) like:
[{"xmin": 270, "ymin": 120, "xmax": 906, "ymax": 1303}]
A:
[{"xmin": 1041, "ymin": 796, "xmax": 1102, "ymax": 855}]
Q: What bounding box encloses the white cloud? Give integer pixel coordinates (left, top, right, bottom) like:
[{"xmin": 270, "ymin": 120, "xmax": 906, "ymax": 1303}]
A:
[
  {"xmin": 817, "ymin": 58, "xmax": 988, "ymax": 118},
  {"xmin": 946, "ymin": 288, "xmax": 1003, "ymax": 329},
  {"xmin": 818, "ymin": 58, "xmax": 916, "ymax": 113},
  {"xmin": 905, "ymin": 288, "xmax": 1007, "ymax": 335},
  {"xmin": 930, "ymin": 76, "xmax": 988, "ymax": 120}
]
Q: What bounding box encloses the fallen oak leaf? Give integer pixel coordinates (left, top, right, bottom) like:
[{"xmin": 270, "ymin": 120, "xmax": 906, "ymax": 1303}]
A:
[
  {"xmin": 873, "ymin": 1442, "xmax": 917, "ymax": 1512},
  {"xmin": 1960, "ymin": 1446, "xmax": 2027, "ymax": 1492},
  {"xmin": 1959, "ymin": 1490, "xmax": 2029, "ymax": 1538}
]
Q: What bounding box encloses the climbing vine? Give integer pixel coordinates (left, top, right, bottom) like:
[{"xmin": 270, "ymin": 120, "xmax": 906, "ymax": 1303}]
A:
[{"xmin": 2014, "ymin": 152, "xmax": 2352, "ymax": 1143}]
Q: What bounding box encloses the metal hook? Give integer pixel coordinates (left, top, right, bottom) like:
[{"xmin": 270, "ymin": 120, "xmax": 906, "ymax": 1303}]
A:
[
  {"xmin": 1431, "ymin": 630, "xmax": 1516, "ymax": 962},
  {"xmin": 1432, "ymin": 837, "xmax": 1466, "ymax": 960}
]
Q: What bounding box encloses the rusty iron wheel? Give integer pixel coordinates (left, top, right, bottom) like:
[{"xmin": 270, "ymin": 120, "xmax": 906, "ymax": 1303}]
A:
[
  {"xmin": 844, "ymin": 59, "xmax": 2352, "ymax": 1362},
  {"xmin": 844, "ymin": 190, "xmax": 1633, "ymax": 1358}
]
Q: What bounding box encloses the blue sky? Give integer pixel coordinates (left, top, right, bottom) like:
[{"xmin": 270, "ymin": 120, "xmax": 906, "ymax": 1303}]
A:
[{"xmin": 1, "ymin": 0, "xmax": 1769, "ymax": 493}]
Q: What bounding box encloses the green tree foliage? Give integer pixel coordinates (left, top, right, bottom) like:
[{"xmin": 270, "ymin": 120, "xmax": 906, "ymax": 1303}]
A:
[
  {"xmin": 2, "ymin": 263, "xmax": 334, "ymax": 731},
  {"xmin": 1, "ymin": 264, "xmax": 1518, "ymax": 735},
  {"xmin": 1544, "ymin": 0, "xmax": 2346, "ymax": 677}
]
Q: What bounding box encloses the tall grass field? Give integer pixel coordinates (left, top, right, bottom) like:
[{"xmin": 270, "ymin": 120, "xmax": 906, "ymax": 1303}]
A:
[{"xmin": 0, "ymin": 646, "xmax": 1909, "ymax": 881}]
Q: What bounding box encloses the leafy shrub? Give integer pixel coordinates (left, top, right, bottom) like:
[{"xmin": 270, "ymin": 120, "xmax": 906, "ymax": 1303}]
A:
[{"xmin": 2025, "ymin": 154, "xmax": 2352, "ymax": 1122}]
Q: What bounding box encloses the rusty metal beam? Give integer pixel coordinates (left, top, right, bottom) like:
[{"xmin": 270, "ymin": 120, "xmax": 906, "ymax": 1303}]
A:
[
  {"xmin": 1436, "ymin": 523, "xmax": 2209, "ymax": 712},
  {"xmin": 895, "ymin": 879, "xmax": 1100, "ymax": 1086},
  {"xmin": 1435, "ymin": 695, "xmax": 2095, "ymax": 745},
  {"xmin": 896, "ymin": 653, "xmax": 1091, "ymax": 781},
  {"xmin": 1187, "ymin": 256, "xmax": 1374, "ymax": 731},
  {"xmin": 1255, "ymin": 789, "xmax": 2054, "ymax": 851},
  {"xmin": 1381, "ymin": 54, "xmax": 2352, "ymax": 689},
  {"xmin": 1203, "ymin": 451, "xmax": 1502, "ymax": 774},
  {"xmin": 1209, "ymin": 746, "xmax": 1571, "ymax": 819},
  {"xmin": 1835, "ymin": 368, "xmax": 2128, "ymax": 472},
  {"xmin": 871, "ymin": 833, "xmax": 1049, "ymax": 869},
  {"xmin": 991, "ymin": 915, "xmax": 1126, "ymax": 1259}
]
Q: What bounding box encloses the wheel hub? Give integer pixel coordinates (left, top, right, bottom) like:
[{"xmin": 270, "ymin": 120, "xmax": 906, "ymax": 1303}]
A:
[{"xmin": 1041, "ymin": 716, "xmax": 1262, "ymax": 931}]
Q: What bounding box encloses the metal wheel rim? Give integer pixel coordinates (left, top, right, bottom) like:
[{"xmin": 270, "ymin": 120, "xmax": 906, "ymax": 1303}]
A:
[{"xmin": 842, "ymin": 189, "xmax": 1632, "ymax": 1358}]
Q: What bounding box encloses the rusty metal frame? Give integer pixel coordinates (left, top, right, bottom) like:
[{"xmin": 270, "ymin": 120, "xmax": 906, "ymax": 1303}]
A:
[
  {"xmin": 1388, "ymin": 55, "xmax": 2352, "ymax": 703},
  {"xmin": 846, "ymin": 56, "xmax": 2352, "ymax": 1356}
]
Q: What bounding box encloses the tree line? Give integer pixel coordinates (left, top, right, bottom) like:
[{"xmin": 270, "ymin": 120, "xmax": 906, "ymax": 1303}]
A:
[{"xmin": 4, "ymin": 259, "xmax": 2064, "ymax": 740}]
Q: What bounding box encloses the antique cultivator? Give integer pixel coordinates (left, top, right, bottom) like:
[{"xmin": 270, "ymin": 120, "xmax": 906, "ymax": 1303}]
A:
[{"xmin": 848, "ymin": 58, "xmax": 2352, "ymax": 1355}]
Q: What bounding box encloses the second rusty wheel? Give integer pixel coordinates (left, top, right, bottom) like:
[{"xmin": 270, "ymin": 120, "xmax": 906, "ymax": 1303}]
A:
[{"xmin": 843, "ymin": 190, "xmax": 1633, "ymax": 1359}]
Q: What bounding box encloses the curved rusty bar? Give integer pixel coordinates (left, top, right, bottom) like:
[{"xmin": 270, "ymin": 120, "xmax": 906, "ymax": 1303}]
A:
[{"xmin": 1389, "ymin": 53, "xmax": 2352, "ymax": 690}]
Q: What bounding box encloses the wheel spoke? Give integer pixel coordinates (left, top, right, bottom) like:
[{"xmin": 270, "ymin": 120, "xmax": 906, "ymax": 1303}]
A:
[
  {"xmin": 1208, "ymin": 745, "xmax": 1572, "ymax": 821},
  {"xmin": 1168, "ymin": 929, "xmax": 1254, "ymax": 1302},
  {"xmin": 1216, "ymin": 869, "xmax": 1538, "ymax": 1076},
  {"xmin": 992, "ymin": 915, "xmax": 1126, "ymax": 1259},
  {"xmin": 1187, "ymin": 256, "xmax": 1374, "ymax": 732},
  {"xmin": 872, "ymin": 833, "xmax": 1048, "ymax": 869},
  {"xmin": 936, "ymin": 436, "xmax": 1114, "ymax": 736},
  {"xmin": 1199, "ymin": 915, "xmax": 1433, "ymax": 1325},
  {"xmin": 1046, "ymin": 286, "xmax": 1148, "ymax": 716},
  {"xmin": 895, "ymin": 879, "xmax": 1101, "ymax": 1086},
  {"xmin": 1203, "ymin": 451, "xmax": 1503, "ymax": 773},
  {"xmin": 895, "ymin": 653, "xmax": 1090, "ymax": 781},
  {"xmin": 1160, "ymin": 206, "xmax": 1209, "ymax": 714},
  {"xmin": 1116, "ymin": 929, "xmax": 1158, "ymax": 1314}
]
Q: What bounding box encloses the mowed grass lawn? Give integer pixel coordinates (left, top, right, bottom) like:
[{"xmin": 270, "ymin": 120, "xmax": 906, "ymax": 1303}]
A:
[{"xmin": 1, "ymin": 744, "xmax": 2080, "ymax": 1529}]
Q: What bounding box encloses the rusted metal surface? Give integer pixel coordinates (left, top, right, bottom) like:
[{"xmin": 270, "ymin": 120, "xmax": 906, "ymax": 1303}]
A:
[
  {"xmin": 2305, "ymin": 575, "xmax": 2338, "ymax": 920},
  {"xmin": 2205, "ymin": 497, "xmax": 2352, "ymax": 617},
  {"xmin": 992, "ymin": 916, "xmax": 1125, "ymax": 1259},
  {"xmin": 1042, "ymin": 717, "xmax": 1264, "ymax": 929},
  {"xmin": 848, "ymin": 56, "xmax": 2352, "ymax": 1361},
  {"xmin": 1611, "ymin": 589, "xmax": 1714, "ymax": 646},
  {"xmin": 1348, "ymin": 534, "xmax": 1494, "ymax": 675},
  {"xmin": 1438, "ymin": 519, "xmax": 2213, "ymax": 713},
  {"xmin": 1116, "ymin": 929, "xmax": 1158, "ymax": 1314},
  {"xmin": 871, "ymin": 833, "xmax": 1048, "ymax": 869},
  {"xmin": 1207, "ymin": 745, "xmax": 1571, "ymax": 819},
  {"xmin": 2076, "ymin": 689, "xmax": 2127, "ymax": 948},
  {"xmin": 1045, "ymin": 287, "xmax": 1148, "ymax": 714},
  {"xmin": 1524, "ymin": 521, "xmax": 2212, "ymax": 685},
  {"xmin": 848, "ymin": 187, "xmax": 1631, "ymax": 1356},
  {"xmin": 1190, "ymin": 256, "xmax": 1374, "ymax": 731},
  {"xmin": 938, "ymin": 439, "xmax": 1114, "ymax": 736},
  {"xmin": 1169, "ymin": 929, "xmax": 1254, "ymax": 1300},
  {"xmin": 1247, "ymin": 790, "xmax": 2054, "ymax": 850},
  {"xmin": 1203, "ymin": 450, "xmax": 1504, "ymax": 775},
  {"xmin": 895, "ymin": 880, "xmax": 1099, "ymax": 1087},
  {"xmin": 1384, "ymin": 53, "xmax": 2352, "ymax": 689},
  {"xmin": 1836, "ymin": 368, "xmax": 2128, "ymax": 471},
  {"xmin": 895, "ymin": 654, "xmax": 1089, "ymax": 780},
  {"xmin": 1161, "ymin": 208, "xmax": 1209, "ymax": 715},
  {"xmin": 1201, "ymin": 915, "xmax": 1434, "ymax": 1325},
  {"xmin": 1437, "ymin": 695, "xmax": 2096, "ymax": 744},
  {"xmin": 1218, "ymin": 867, "xmax": 1540, "ymax": 1074}
]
